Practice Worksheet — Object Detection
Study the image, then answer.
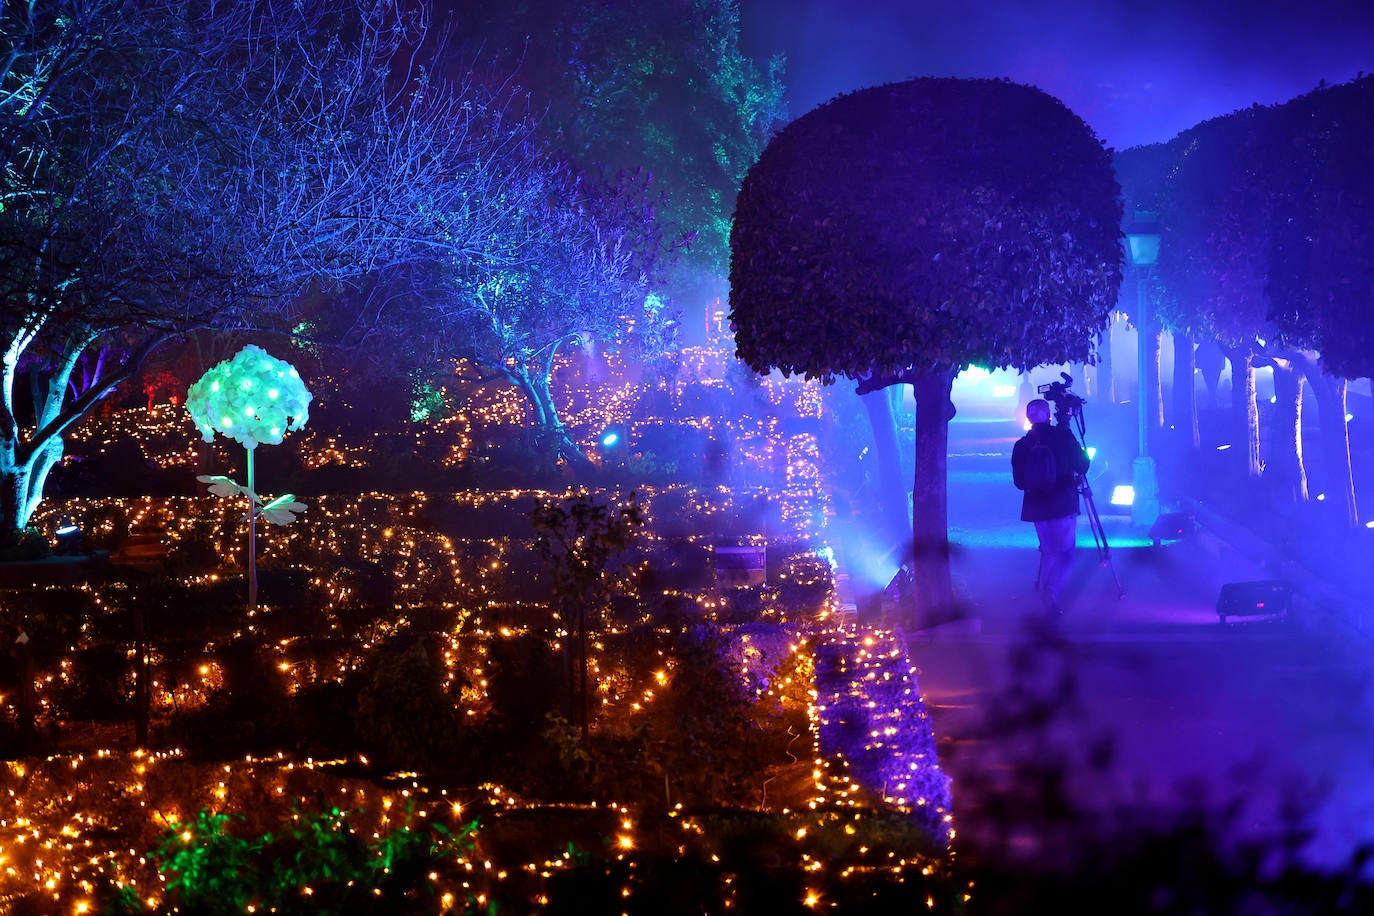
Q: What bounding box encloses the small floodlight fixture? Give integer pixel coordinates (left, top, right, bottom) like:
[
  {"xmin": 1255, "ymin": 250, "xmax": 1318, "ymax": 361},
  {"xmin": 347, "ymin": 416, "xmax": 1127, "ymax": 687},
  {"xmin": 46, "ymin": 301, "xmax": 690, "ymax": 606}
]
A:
[
  {"xmin": 1110, "ymin": 485, "xmax": 1135, "ymax": 507},
  {"xmin": 53, "ymin": 521, "xmax": 83, "ymax": 556}
]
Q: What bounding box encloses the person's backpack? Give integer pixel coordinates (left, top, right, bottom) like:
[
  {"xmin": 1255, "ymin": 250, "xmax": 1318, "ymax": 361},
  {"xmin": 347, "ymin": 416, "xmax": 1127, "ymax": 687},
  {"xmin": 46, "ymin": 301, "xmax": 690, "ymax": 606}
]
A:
[{"xmin": 1022, "ymin": 436, "xmax": 1059, "ymax": 491}]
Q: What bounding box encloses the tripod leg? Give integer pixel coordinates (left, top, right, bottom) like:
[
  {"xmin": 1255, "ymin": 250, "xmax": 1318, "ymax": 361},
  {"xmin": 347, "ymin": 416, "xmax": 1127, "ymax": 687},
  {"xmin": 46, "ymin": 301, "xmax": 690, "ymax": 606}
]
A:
[{"xmin": 1080, "ymin": 482, "xmax": 1125, "ymax": 598}]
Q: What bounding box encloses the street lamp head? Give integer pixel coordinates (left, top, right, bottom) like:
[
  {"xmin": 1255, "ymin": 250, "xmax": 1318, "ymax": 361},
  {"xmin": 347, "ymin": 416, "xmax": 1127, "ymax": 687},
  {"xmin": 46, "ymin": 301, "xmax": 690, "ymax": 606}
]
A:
[{"xmin": 1125, "ymin": 209, "xmax": 1160, "ymax": 266}]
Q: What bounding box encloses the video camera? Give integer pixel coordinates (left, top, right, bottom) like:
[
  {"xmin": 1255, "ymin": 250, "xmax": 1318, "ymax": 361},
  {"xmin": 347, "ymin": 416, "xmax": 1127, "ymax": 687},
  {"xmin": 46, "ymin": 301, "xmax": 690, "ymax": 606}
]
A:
[{"xmin": 1037, "ymin": 371, "xmax": 1086, "ymax": 420}]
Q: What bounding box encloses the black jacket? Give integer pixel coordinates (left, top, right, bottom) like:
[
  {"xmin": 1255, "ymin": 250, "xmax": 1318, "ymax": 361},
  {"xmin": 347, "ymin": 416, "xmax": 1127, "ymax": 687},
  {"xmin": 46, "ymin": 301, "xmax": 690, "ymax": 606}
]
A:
[{"xmin": 1012, "ymin": 422, "xmax": 1090, "ymax": 522}]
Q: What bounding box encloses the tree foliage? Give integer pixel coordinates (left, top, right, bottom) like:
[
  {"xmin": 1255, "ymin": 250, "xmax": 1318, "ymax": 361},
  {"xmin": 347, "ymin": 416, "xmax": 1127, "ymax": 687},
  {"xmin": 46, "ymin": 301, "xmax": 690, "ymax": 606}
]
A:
[
  {"xmin": 420, "ymin": 160, "xmax": 676, "ymax": 465},
  {"xmin": 730, "ymin": 78, "xmax": 1122, "ymax": 382},
  {"xmin": 1158, "ymin": 107, "xmax": 1278, "ymax": 349},
  {"xmin": 446, "ymin": 0, "xmax": 787, "ymax": 284},
  {"xmin": 1263, "ymin": 76, "xmax": 1374, "ymax": 381},
  {"xmin": 532, "ymin": 489, "xmax": 644, "ymax": 739},
  {"xmin": 1153, "ymin": 77, "xmax": 1372, "ymax": 523}
]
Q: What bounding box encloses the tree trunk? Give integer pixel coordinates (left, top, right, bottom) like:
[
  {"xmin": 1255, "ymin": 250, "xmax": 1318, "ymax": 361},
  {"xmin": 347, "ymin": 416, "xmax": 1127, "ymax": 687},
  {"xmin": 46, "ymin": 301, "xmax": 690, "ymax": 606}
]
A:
[
  {"xmin": 0, "ymin": 330, "xmax": 166, "ymax": 543},
  {"xmin": 15, "ymin": 626, "xmax": 36, "ymax": 752},
  {"xmin": 1267, "ymin": 360, "xmax": 1308, "ymax": 505},
  {"xmin": 0, "ymin": 466, "xmax": 30, "ymax": 551},
  {"xmin": 562, "ymin": 603, "xmax": 576, "ymax": 724},
  {"xmin": 134, "ymin": 602, "xmax": 150, "ymax": 746},
  {"xmin": 1147, "ymin": 323, "xmax": 1164, "ymax": 439},
  {"xmin": 1309, "ymin": 370, "xmax": 1358, "ymax": 530},
  {"xmin": 1171, "ymin": 333, "xmax": 1199, "ymax": 452},
  {"xmin": 1196, "ymin": 339, "xmax": 1225, "ymax": 411},
  {"xmin": 1222, "ymin": 345, "xmax": 1262, "ymax": 480},
  {"xmin": 522, "ymin": 372, "xmax": 592, "ymax": 470},
  {"xmin": 859, "ymin": 387, "xmax": 911, "ymax": 549},
  {"xmin": 0, "ymin": 439, "xmax": 63, "ymax": 546},
  {"xmin": 578, "ymin": 606, "xmax": 590, "ymax": 742},
  {"xmin": 1095, "ymin": 317, "xmax": 1115, "ymax": 403},
  {"xmin": 908, "ymin": 372, "xmax": 957, "ymax": 629}
]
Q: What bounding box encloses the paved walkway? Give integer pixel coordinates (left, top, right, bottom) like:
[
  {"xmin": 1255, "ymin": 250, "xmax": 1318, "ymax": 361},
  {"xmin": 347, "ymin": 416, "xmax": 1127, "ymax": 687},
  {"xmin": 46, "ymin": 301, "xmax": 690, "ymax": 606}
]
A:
[{"xmin": 902, "ymin": 494, "xmax": 1374, "ymax": 878}]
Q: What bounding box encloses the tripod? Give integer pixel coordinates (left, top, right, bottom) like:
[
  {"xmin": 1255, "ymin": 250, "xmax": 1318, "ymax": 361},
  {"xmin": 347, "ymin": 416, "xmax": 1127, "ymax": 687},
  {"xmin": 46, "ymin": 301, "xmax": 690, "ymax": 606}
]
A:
[{"xmin": 1056, "ymin": 404, "xmax": 1124, "ymax": 598}]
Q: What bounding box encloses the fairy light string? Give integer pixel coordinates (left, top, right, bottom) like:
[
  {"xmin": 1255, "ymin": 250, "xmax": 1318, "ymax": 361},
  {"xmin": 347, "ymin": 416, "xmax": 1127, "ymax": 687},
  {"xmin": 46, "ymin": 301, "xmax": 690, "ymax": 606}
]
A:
[{"xmin": 2, "ymin": 344, "xmax": 969, "ymax": 910}]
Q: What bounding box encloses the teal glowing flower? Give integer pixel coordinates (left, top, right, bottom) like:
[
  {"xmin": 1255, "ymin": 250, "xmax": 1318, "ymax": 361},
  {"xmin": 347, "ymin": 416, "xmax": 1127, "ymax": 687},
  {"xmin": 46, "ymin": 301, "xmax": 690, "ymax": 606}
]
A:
[{"xmin": 186, "ymin": 345, "xmax": 311, "ymax": 449}]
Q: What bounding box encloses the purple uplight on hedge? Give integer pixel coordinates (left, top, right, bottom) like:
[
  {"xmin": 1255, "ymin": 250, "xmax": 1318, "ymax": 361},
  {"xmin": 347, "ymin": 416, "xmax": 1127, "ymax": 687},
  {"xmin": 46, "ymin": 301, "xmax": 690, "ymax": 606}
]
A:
[{"xmin": 815, "ymin": 626, "xmax": 954, "ymax": 847}]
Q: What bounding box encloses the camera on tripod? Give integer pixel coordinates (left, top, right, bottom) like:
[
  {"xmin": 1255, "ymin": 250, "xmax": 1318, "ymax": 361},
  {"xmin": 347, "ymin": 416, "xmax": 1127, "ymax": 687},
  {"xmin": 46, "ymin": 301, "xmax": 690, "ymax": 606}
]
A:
[
  {"xmin": 1029, "ymin": 371, "xmax": 1121, "ymax": 594},
  {"xmin": 1037, "ymin": 372, "xmax": 1085, "ymax": 420}
]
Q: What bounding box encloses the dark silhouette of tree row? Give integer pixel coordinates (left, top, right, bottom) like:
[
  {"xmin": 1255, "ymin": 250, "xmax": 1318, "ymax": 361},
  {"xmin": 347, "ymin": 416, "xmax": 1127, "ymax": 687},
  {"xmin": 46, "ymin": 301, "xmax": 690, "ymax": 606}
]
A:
[{"xmin": 1118, "ymin": 75, "xmax": 1374, "ymax": 529}]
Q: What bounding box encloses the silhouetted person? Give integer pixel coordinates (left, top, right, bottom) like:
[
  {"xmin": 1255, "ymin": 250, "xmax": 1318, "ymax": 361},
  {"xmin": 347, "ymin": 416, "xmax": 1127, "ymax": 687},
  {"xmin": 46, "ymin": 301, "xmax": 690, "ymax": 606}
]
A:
[{"xmin": 1012, "ymin": 399, "xmax": 1090, "ymax": 614}]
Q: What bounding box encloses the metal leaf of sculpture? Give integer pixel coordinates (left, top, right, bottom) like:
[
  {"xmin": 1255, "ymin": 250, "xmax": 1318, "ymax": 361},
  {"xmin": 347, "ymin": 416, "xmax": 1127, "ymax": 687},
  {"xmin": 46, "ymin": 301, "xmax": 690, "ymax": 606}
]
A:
[
  {"xmin": 197, "ymin": 475, "xmax": 249, "ymax": 500},
  {"xmin": 260, "ymin": 494, "xmax": 307, "ymax": 526}
]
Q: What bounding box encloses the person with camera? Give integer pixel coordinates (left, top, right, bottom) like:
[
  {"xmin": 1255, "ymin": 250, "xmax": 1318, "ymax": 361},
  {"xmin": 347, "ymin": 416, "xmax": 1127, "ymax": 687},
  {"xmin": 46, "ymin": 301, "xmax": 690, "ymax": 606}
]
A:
[{"xmin": 1012, "ymin": 397, "xmax": 1091, "ymax": 615}]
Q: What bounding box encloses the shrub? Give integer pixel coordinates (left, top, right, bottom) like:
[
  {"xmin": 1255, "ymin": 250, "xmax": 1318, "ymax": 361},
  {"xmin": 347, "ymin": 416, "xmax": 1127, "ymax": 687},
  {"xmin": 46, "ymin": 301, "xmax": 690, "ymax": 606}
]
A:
[
  {"xmin": 0, "ymin": 526, "xmax": 51, "ymax": 561},
  {"xmin": 354, "ymin": 638, "xmax": 466, "ymax": 774}
]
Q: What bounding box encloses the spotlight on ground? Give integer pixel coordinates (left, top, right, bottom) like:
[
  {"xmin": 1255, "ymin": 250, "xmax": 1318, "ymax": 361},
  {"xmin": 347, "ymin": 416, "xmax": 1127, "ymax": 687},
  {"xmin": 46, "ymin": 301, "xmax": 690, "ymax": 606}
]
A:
[
  {"xmin": 54, "ymin": 522, "xmax": 84, "ymax": 556},
  {"xmin": 1217, "ymin": 580, "xmax": 1292, "ymax": 624},
  {"xmin": 1149, "ymin": 512, "xmax": 1197, "ymax": 547}
]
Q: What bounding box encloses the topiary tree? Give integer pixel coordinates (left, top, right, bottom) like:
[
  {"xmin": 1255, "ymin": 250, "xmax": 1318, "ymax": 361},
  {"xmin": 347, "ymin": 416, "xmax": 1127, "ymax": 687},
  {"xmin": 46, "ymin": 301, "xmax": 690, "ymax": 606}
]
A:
[
  {"xmin": 730, "ymin": 77, "xmax": 1122, "ymax": 625},
  {"xmin": 1158, "ymin": 106, "xmax": 1277, "ymax": 484},
  {"xmin": 1262, "ymin": 76, "xmax": 1374, "ymax": 530}
]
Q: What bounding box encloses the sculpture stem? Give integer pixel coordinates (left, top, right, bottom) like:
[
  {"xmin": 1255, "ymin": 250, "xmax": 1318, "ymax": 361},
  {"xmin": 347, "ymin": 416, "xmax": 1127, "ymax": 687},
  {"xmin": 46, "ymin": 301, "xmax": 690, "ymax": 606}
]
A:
[{"xmin": 246, "ymin": 446, "xmax": 257, "ymax": 610}]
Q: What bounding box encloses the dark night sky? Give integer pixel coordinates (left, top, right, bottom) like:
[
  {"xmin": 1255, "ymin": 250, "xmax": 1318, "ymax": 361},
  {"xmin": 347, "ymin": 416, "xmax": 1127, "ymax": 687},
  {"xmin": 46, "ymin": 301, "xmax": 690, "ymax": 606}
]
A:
[{"xmin": 740, "ymin": 0, "xmax": 1374, "ymax": 150}]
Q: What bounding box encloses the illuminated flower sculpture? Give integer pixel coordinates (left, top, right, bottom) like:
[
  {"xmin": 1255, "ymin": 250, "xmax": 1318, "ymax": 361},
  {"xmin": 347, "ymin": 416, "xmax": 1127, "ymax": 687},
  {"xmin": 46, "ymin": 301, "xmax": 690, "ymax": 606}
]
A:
[{"xmin": 187, "ymin": 345, "xmax": 311, "ymax": 607}]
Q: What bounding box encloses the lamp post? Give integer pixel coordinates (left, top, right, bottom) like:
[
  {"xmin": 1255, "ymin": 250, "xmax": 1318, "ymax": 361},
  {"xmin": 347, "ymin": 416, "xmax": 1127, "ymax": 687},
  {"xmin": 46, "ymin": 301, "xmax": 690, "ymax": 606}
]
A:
[{"xmin": 1127, "ymin": 211, "xmax": 1161, "ymax": 527}]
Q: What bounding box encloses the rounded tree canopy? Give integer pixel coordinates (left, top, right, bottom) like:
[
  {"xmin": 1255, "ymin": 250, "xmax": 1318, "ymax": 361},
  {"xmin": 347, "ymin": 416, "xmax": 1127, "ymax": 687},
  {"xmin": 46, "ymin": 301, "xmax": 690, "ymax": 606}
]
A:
[{"xmin": 729, "ymin": 77, "xmax": 1123, "ymax": 383}]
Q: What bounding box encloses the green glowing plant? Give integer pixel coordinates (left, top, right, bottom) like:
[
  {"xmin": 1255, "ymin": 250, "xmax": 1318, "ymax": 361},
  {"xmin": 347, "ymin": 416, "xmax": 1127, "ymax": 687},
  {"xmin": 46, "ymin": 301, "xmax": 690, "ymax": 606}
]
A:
[
  {"xmin": 153, "ymin": 810, "xmax": 266, "ymax": 915},
  {"xmin": 145, "ymin": 804, "xmax": 484, "ymax": 915},
  {"xmin": 187, "ymin": 345, "xmax": 311, "ymax": 607}
]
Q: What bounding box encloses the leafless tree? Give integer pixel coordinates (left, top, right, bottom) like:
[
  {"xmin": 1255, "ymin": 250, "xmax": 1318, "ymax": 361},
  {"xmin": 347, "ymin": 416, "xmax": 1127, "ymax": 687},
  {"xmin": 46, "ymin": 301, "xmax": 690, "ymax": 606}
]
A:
[{"xmin": 0, "ymin": 0, "xmax": 537, "ymax": 540}]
